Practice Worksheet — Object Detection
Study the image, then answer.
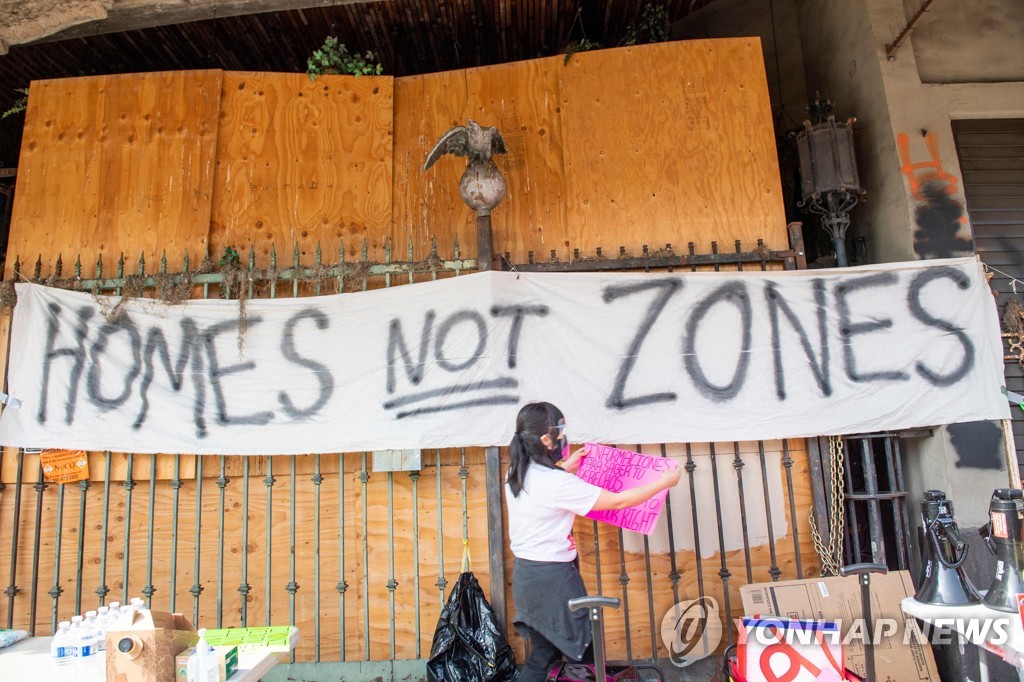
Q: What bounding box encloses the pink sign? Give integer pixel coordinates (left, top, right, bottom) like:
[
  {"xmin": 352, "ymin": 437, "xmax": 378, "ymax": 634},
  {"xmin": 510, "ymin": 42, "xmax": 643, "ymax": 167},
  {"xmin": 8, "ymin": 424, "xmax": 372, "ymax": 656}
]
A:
[{"xmin": 577, "ymin": 443, "xmax": 677, "ymax": 536}]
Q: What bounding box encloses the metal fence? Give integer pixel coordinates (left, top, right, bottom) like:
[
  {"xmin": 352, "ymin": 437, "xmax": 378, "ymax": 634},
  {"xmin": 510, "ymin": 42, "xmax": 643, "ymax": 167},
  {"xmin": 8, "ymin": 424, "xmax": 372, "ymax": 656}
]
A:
[{"xmin": 0, "ymin": 233, "xmax": 825, "ymax": 678}]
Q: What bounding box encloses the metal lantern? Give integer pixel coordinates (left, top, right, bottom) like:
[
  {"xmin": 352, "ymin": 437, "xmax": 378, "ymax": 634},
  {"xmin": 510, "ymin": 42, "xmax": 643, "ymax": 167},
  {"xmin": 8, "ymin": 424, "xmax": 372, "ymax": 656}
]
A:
[{"xmin": 796, "ymin": 97, "xmax": 867, "ymax": 267}]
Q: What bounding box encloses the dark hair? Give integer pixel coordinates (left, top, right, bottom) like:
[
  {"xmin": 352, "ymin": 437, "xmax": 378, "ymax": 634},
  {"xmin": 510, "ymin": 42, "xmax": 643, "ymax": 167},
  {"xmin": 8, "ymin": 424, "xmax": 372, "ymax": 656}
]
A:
[{"xmin": 507, "ymin": 401, "xmax": 564, "ymax": 497}]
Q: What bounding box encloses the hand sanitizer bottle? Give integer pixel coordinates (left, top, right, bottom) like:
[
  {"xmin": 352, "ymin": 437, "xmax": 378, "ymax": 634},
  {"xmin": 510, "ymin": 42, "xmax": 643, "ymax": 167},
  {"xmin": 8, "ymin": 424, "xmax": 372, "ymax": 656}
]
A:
[{"xmin": 187, "ymin": 628, "xmax": 220, "ymax": 682}]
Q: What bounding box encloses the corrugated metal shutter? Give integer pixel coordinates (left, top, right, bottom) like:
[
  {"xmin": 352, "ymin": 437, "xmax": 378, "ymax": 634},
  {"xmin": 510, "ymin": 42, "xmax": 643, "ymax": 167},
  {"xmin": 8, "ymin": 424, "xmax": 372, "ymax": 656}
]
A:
[{"xmin": 954, "ymin": 119, "xmax": 1024, "ymax": 472}]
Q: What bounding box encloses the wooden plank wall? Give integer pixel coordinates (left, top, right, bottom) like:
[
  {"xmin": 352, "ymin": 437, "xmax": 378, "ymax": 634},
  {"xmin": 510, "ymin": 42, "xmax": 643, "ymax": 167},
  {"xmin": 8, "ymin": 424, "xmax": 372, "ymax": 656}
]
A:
[
  {"xmin": 0, "ymin": 38, "xmax": 804, "ymax": 665},
  {"xmin": 392, "ymin": 38, "xmax": 786, "ymax": 265},
  {"xmin": 5, "ymin": 71, "xmax": 222, "ymax": 279},
  {"xmin": 0, "ymin": 448, "xmax": 491, "ymax": 663},
  {"xmin": 210, "ymin": 72, "xmax": 393, "ymax": 267},
  {"xmin": 392, "ymin": 58, "xmax": 567, "ymax": 263}
]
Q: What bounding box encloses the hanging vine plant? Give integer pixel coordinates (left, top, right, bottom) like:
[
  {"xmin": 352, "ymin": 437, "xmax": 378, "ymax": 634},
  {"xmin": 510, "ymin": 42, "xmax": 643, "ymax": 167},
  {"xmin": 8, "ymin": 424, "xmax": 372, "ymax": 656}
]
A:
[
  {"xmin": 306, "ymin": 36, "xmax": 383, "ymax": 80},
  {"xmin": 622, "ymin": 3, "xmax": 671, "ymax": 46},
  {"xmin": 2, "ymin": 88, "xmax": 29, "ymax": 119}
]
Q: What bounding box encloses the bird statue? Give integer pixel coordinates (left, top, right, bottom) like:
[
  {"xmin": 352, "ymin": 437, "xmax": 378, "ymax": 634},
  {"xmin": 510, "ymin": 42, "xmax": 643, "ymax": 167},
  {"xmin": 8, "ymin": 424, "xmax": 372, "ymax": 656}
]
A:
[{"xmin": 423, "ymin": 119, "xmax": 509, "ymax": 216}]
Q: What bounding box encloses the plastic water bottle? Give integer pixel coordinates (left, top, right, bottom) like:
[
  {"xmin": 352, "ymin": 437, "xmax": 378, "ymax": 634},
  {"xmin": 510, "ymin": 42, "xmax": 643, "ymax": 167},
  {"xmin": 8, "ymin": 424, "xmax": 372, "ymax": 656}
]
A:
[
  {"xmin": 68, "ymin": 616, "xmax": 83, "ymax": 660},
  {"xmin": 107, "ymin": 601, "xmax": 122, "ymax": 628},
  {"xmin": 187, "ymin": 628, "xmax": 219, "ymax": 682},
  {"xmin": 50, "ymin": 620, "xmax": 72, "ymax": 670},
  {"xmin": 77, "ymin": 612, "xmax": 101, "ymax": 679},
  {"xmin": 95, "ymin": 606, "xmax": 110, "ymax": 651}
]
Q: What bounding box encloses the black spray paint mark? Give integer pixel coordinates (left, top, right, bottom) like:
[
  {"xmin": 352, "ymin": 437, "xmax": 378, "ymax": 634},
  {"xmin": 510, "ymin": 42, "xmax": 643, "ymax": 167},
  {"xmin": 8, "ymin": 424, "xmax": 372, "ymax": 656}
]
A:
[
  {"xmin": 602, "ymin": 279, "xmax": 682, "ymax": 410},
  {"xmin": 490, "ymin": 304, "xmax": 549, "ymax": 368},
  {"xmin": 835, "ymin": 273, "xmax": 909, "ymax": 383},
  {"xmin": 38, "ymin": 303, "xmax": 93, "ymax": 425},
  {"xmin": 913, "ymin": 181, "xmax": 973, "ymax": 259},
  {"xmin": 684, "ymin": 281, "xmax": 752, "ymax": 402},
  {"xmin": 948, "ymin": 421, "xmax": 1003, "ymax": 470},
  {"xmin": 907, "ymin": 266, "xmax": 975, "ymax": 386},
  {"xmin": 434, "ymin": 310, "xmax": 487, "ymax": 372},
  {"xmin": 278, "ymin": 309, "xmax": 335, "ymax": 420},
  {"xmin": 765, "ymin": 280, "xmax": 831, "ymax": 400},
  {"xmin": 133, "ymin": 319, "xmax": 207, "ymax": 438},
  {"xmin": 203, "ymin": 317, "xmax": 274, "ymax": 427},
  {"xmin": 385, "ymin": 308, "xmax": 519, "ymax": 417},
  {"xmin": 386, "ymin": 311, "xmax": 435, "ymax": 393},
  {"xmin": 86, "ymin": 316, "xmax": 142, "ymax": 410}
]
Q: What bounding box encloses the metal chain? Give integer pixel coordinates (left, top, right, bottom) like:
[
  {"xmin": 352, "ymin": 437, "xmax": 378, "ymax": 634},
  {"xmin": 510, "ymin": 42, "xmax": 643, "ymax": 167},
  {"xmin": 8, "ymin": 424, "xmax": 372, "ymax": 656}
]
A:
[{"xmin": 810, "ymin": 436, "xmax": 846, "ymax": 576}]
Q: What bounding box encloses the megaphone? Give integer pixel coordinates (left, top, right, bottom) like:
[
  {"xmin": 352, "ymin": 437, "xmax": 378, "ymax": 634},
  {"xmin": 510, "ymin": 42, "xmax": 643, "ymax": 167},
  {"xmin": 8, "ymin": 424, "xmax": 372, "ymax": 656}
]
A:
[
  {"xmin": 980, "ymin": 489, "xmax": 1024, "ymax": 612},
  {"xmin": 915, "ymin": 490, "xmax": 981, "ymax": 605}
]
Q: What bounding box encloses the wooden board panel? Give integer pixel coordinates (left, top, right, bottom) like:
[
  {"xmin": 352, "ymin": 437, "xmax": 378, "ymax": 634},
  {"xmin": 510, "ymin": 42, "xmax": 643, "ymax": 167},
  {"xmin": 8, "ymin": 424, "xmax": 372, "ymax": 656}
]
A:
[
  {"xmin": 6, "ymin": 71, "xmax": 222, "ymax": 279},
  {"xmin": 559, "ymin": 39, "xmax": 788, "ymax": 256},
  {"xmin": 209, "ymin": 72, "xmax": 393, "ymax": 268},
  {"xmin": 392, "ymin": 57, "xmax": 567, "ymax": 265},
  {"xmin": 0, "ymin": 448, "xmax": 493, "ymax": 665}
]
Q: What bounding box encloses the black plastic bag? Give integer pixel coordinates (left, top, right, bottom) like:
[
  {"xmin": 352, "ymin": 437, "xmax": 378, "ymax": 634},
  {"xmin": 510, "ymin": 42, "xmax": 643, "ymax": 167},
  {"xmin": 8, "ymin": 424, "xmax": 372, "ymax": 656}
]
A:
[{"xmin": 427, "ymin": 571, "xmax": 520, "ymax": 681}]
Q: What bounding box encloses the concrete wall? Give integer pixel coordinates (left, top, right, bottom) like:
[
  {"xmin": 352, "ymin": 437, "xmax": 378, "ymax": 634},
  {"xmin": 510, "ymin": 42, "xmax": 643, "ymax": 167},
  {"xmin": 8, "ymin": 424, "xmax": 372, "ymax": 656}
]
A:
[{"xmin": 784, "ymin": 0, "xmax": 1024, "ymax": 531}]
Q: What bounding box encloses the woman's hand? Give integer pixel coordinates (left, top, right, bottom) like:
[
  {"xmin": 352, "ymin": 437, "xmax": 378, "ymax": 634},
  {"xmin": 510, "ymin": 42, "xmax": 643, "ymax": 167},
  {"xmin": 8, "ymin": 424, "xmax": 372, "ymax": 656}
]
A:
[
  {"xmin": 660, "ymin": 466, "xmax": 681, "ymax": 489},
  {"xmin": 561, "ymin": 444, "xmax": 589, "ymax": 474}
]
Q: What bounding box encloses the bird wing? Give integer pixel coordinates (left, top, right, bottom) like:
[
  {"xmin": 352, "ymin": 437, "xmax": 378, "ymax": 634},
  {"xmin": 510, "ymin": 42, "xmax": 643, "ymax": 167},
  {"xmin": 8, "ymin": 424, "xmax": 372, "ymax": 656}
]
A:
[
  {"xmin": 488, "ymin": 126, "xmax": 508, "ymax": 156},
  {"xmin": 423, "ymin": 126, "xmax": 469, "ymax": 171}
]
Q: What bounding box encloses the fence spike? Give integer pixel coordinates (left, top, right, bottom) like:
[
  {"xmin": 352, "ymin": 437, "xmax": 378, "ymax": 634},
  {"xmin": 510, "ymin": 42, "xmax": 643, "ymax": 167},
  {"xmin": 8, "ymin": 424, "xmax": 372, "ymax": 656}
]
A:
[
  {"xmin": 597, "ymin": 247, "xmax": 603, "ymax": 258},
  {"xmin": 688, "ymin": 242, "xmax": 695, "ymax": 255},
  {"xmin": 248, "ymin": 245, "xmax": 256, "ymax": 269},
  {"xmin": 528, "ymin": 251, "xmax": 534, "ymax": 264},
  {"xmin": 384, "ymin": 239, "xmax": 391, "ymax": 264},
  {"xmin": 33, "ymin": 255, "xmax": 42, "ymax": 280},
  {"xmin": 361, "ymin": 238, "xmax": 368, "ymax": 262},
  {"xmin": 316, "ymin": 242, "xmax": 322, "ymax": 265},
  {"xmin": 339, "ymin": 240, "xmax": 345, "ymax": 265},
  {"xmin": 74, "ymin": 255, "xmax": 81, "ymax": 278},
  {"xmin": 117, "ymin": 253, "xmax": 125, "ymax": 278},
  {"xmin": 711, "ymin": 241, "xmax": 719, "ymax": 254},
  {"xmin": 138, "ymin": 252, "xmax": 145, "ymax": 277},
  {"xmin": 55, "ymin": 254, "xmax": 63, "ymax": 278},
  {"xmin": 407, "ymin": 238, "xmax": 414, "ymax": 262},
  {"xmin": 13, "ymin": 255, "xmax": 20, "ymax": 279},
  {"xmin": 183, "ymin": 251, "xmax": 190, "ymax": 272},
  {"xmin": 293, "ymin": 242, "xmax": 300, "ymax": 267},
  {"xmin": 735, "ymin": 239, "xmax": 742, "ymax": 253},
  {"xmin": 430, "ymin": 236, "xmax": 438, "ymax": 256},
  {"xmin": 453, "ymin": 235, "xmax": 460, "ymax": 260},
  {"xmin": 550, "ymin": 249, "xmax": 557, "ymax": 262},
  {"xmin": 269, "ymin": 244, "xmax": 277, "ymax": 269},
  {"xmin": 573, "ymin": 248, "xmax": 579, "ymax": 260},
  {"xmin": 160, "ymin": 250, "xmax": 167, "ymax": 274},
  {"xmin": 95, "ymin": 253, "xmax": 103, "ymax": 279}
]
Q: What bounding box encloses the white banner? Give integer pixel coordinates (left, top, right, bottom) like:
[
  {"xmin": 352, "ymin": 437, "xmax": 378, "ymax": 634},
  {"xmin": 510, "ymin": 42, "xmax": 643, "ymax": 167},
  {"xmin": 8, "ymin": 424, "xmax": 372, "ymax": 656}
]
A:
[{"xmin": 0, "ymin": 257, "xmax": 1009, "ymax": 455}]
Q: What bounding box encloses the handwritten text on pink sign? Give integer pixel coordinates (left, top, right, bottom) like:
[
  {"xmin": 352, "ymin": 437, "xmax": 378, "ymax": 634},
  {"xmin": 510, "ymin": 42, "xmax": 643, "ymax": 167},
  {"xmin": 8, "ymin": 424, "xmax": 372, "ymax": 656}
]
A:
[{"xmin": 577, "ymin": 444, "xmax": 677, "ymax": 535}]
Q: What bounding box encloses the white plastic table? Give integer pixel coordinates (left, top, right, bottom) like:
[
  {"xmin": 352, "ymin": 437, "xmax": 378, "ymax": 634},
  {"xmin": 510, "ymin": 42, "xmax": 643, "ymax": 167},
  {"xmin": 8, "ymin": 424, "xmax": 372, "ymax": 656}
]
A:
[{"xmin": 901, "ymin": 597, "xmax": 1024, "ymax": 682}]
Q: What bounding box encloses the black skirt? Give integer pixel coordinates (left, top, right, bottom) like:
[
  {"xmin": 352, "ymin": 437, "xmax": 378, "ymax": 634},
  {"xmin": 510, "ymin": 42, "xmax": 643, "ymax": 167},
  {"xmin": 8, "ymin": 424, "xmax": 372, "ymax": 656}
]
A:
[{"xmin": 512, "ymin": 557, "xmax": 593, "ymax": 661}]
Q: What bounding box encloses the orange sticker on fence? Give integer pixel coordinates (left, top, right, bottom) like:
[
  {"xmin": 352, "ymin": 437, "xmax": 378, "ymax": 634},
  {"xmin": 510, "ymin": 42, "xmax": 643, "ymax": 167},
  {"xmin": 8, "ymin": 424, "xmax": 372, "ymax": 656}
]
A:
[{"xmin": 40, "ymin": 450, "xmax": 89, "ymax": 484}]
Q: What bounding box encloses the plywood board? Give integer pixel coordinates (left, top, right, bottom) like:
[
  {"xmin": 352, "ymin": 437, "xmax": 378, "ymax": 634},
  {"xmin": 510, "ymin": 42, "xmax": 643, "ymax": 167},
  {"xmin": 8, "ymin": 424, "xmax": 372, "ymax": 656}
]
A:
[
  {"xmin": 209, "ymin": 72, "xmax": 393, "ymax": 268},
  {"xmin": 559, "ymin": 39, "xmax": 787, "ymax": 257},
  {"xmin": 6, "ymin": 71, "xmax": 222, "ymax": 279},
  {"xmin": 392, "ymin": 57, "xmax": 567, "ymax": 266}
]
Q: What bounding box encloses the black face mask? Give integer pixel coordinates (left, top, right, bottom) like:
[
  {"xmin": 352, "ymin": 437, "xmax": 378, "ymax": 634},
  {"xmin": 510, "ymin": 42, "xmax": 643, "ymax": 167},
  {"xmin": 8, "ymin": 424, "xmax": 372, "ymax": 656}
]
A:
[{"xmin": 550, "ymin": 434, "xmax": 569, "ymax": 462}]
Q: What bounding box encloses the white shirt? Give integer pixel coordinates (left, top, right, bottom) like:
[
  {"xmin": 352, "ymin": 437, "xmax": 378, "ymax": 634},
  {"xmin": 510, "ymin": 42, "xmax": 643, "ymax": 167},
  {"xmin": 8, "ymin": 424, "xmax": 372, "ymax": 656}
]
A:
[{"xmin": 505, "ymin": 463, "xmax": 602, "ymax": 562}]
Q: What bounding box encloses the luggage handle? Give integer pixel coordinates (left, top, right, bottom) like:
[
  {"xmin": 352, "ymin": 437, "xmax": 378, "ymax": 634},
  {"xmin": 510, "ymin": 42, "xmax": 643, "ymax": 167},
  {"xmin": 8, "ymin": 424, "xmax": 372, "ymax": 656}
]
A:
[{"xmin": 568, "ymin": 596, "xmax": 621, "ymax": 613}]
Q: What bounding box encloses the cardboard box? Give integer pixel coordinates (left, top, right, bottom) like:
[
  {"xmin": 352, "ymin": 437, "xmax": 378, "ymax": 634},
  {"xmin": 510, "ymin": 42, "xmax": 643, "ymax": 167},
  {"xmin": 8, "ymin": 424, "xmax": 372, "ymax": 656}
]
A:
[
  {"xmin": 105, "ymin": 610, "xmax": 197, "ymax": 682},
  {"xmin": 175, "ymin": 644, "xmax": 239, "ymax": 682},
  {"xmin": 739, "ymin": 570, "xmax": 939, "ymax": 682}
]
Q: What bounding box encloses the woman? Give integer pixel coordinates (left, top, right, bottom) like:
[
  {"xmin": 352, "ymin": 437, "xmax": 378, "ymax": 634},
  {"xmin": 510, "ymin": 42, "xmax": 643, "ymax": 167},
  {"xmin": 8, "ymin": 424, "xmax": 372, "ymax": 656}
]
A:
[{"xmin": 505, "ymin": 402, "xmax": 681, "ymax": 681}]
